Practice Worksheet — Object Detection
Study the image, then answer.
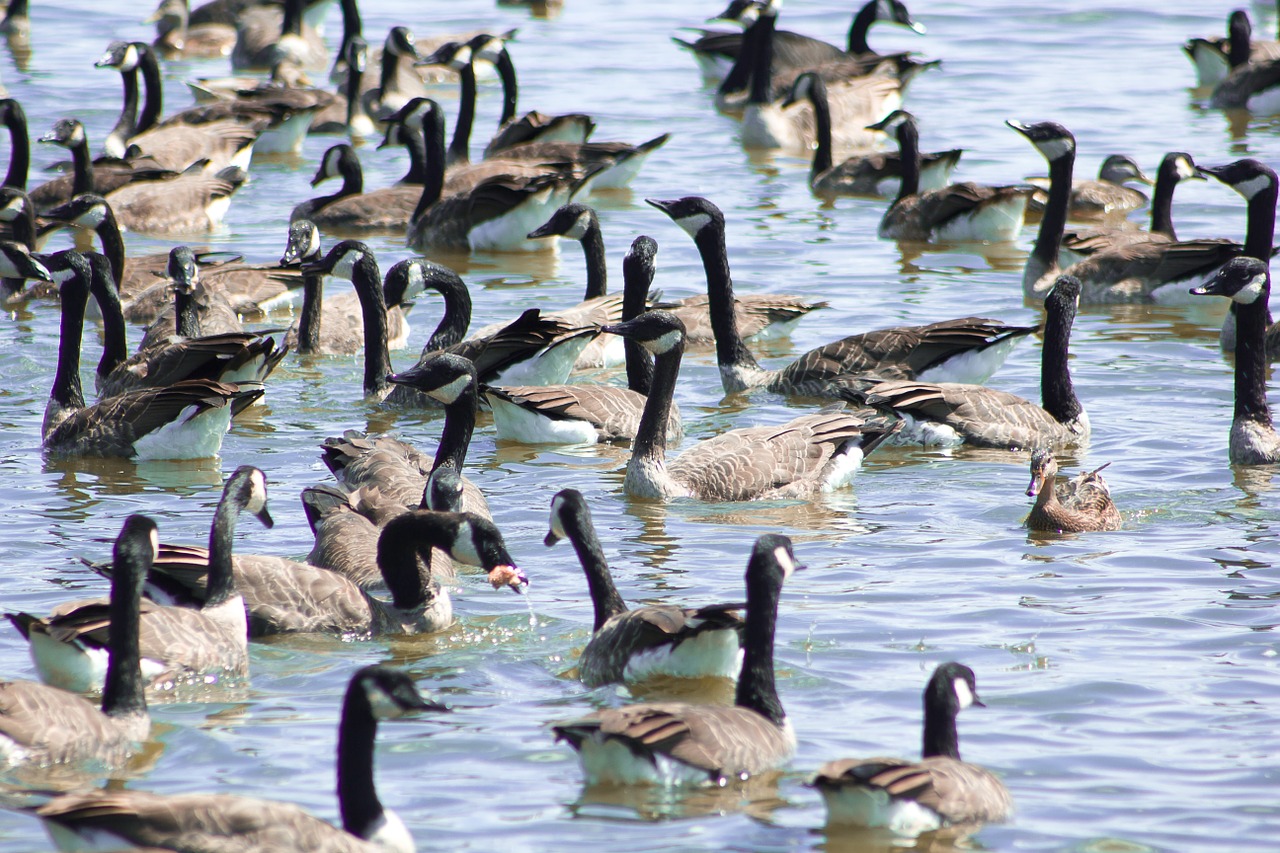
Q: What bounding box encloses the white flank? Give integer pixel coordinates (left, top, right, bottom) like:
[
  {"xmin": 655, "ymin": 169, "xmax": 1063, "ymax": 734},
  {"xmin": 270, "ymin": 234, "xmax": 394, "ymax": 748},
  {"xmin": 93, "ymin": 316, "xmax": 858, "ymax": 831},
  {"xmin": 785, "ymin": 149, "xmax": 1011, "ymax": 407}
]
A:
[
  {"xmin": 821, "ymin": 786, "xmax": 943, "ymax": 836},
  {"xmin": 30, "ymin": 631, "xmax": 167, "ymax": 693},
  {"xmin": 1247, "ymin": 85, "xmax": 1280, "ymax": 115},
  {"xmin": 934, "ymin": 196, "xmax": 1027, "ymax": 243},
  {"xmin": 491, "ymin": 336, "xmax": 592, "ymax": 386},
  {"xmin": 1189, "ymin": 45, "xmax": 1229, "ymax": 88},
  {"xmin": 489, "ymin": 395, "xmax": 599, "ymax": 445},
  {"xmin": 364, "ymin": 810, "xmax": 414, "ymax": 853},
  {"xmin": 252, "ymin": 112, "xmax": 313, "ymax": 155},
  {"xmin": 204, "ymin": 194, "xmax": 233, "ymax": 228},
  {"xmin": 891, "ymin": 413, "xmax": 964, "ymax": 447},
  {"xmin": 623, "ymin": 630, "xmax": 742, "ymax": 682},
  {"xmin": 578, "ymin": 737, "xmax": 713, "ymax": 787},
  {"xmin": 1150, "ymin": 268, "xmax": 1223, "ymax": 306},
  {"xmin": 918, "ymin": 336, "xmax": 1021, "ymax": 385},
  {"xmin": 132, "ymin": 404, "xmax": 232, "ymax": 461},
  {"xmin": 469, "ymin": 187, "xmax": 570, "ymax": 252},
  {"xmin": 821, "ymin": 445, "xmax": 865, "ymax": 492}
]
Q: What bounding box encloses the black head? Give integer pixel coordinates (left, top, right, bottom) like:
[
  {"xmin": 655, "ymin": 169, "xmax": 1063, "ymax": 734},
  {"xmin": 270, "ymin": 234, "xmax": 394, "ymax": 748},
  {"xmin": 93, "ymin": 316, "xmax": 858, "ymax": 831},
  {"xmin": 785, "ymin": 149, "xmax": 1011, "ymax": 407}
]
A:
[
  {"xmin": 40, "ymin": 118, "xmax": 86, "ymax": 149},
  {"xmin": 302, "ymin": 240, "xmax": 372, "ymax": 279},
  {"xmin": 782, "ymin": 71, "xmax": 821, "ymax": 109},
  {"xmin": 874, "ymin": 0, "xmax": 925, "ymax": 33},
  {"xmin": 1159, "ymin": 152, "xmax": 1203, "ymax": 184},
  {"xmin": 866, "ymin": 108, "xmax": 915, "ymax": 135},
  {"xmin": 601, "ymin": 309, "xmax": 686, "ymax": 355},
  {"xmin": 425, "ymin": 466, "xmax": 463, "ymax": 513},
  {"xmin": 114, "ymin": 514, "xmax": 160, "ymax": 589},
  {"xmin": 646, "ymin": 196, "xmax": 724, "ymax": 241},
  {"xmin": 386, "ymin": 26, "xmax": 420, "ymax": 59},
  {"xmin": 376, "ymin": 120, "xmax": 408, "ymax": 151},
  {"xmin": 311, "ymin": 144, "xmax": 356, "ymax": 187},
  {"xmin": 545, "ymin": 488, "xmax": 589, "ymax": 547},
  {"xmin": 96, "ymin": 40, "xmax": 140, "ymax": 71},
  {"xmin": 711, "ymin": 0, "xmax": 761, "ymax": 24},
  {"xmin": 36, "ymin": 248, "xmax": 88, "ymax": 287},
  {"xmin": 419, "ymin": 40, "xmax": 469, "ymax": 69},
  {"xmin": 624, "ymin": 234, "xmax": 658, "ymax": 273},
  {"xmin": 384, "ymin": 97, "xmax": 439, "ymax": 132},
  {"xmin": 166, "ymin": 246, "xmax": 198, "ymax": 289},
  {"xmin": 1190, "ymin": 255, "xmax": 1270, "ymax": 304},
  {"xmin": 1045, "ymin": 274, "xmax": 1082, "ymax": 311},
  {"xmin": 1199, "ymin": 159, "xmax": 1277, "ymax": 202},
  {"xmin": 746, "ymin": 533, "xmax": 800, "ymax": 596},
  {"xmin": 528, "ymin": 203, "xmax": 596, "ymax": 241},
  {"xmin": 349, "ymin": 665, "xmax": 447, "ymax": 716},
  {"xmin": 1007, "ymin": 119, "xmax": 1076, "ymax": 163},
  {"xmin": 924, "ymin": 661, "xmax": 984, "ymax": 716},
  {"xmin": 386, "ymin": 352, "xmax": 478, "ymax": 404},
  {"xmin": 342, "ymin": 34, "xmax": 368, "ymax": 73},
  {"xmin": 44, "ymin": 193, "xmax": 113, "ymax": 230},
  {"xmin": 226, "ymin": 465, "xmax": 273, "ymax": 529},
  {"xmin": 1228, "ymin": 9, "xmax": 1252, "ymax": 39},
  {"xmin": 1098, "ymin": 154, "xmax": 1152, "ymax": 186},
  {"xmin": 280, "ymin": 219, "xmax": 322, "ymax": 266},
  {"xmin": 0, "ymin": 187, "xmax": 31, "ymax": 222}
]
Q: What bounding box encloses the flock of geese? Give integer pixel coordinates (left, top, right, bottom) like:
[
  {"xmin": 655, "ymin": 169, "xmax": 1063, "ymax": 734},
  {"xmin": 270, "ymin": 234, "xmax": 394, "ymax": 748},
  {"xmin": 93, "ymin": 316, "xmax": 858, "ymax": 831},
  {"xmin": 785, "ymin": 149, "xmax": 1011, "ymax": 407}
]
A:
[{"xmin": 0, "ymin": 0, "xmax": 1276, "ymax": 849}]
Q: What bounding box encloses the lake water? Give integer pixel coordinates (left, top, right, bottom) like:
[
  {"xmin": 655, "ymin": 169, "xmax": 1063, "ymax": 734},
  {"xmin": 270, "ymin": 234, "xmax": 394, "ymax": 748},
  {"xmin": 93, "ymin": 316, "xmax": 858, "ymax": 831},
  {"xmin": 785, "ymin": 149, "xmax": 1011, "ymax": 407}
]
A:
[{"xmin": 1, "ymin": 0, "xmax": 1278, "ymax": 851}]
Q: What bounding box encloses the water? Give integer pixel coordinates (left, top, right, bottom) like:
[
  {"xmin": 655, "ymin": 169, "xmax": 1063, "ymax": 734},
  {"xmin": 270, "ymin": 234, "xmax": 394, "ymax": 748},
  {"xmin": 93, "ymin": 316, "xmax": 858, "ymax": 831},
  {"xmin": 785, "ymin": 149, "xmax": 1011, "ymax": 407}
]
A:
[{"xmin": 1, "ymin": 0, "xmax": 1278, "ymax": 850}]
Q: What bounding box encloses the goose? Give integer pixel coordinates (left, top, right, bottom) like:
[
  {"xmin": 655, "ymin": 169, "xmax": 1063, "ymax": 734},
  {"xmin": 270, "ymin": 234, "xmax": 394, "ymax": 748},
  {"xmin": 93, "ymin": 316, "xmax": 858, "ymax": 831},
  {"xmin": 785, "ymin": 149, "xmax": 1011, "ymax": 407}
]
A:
[
  {"xmin": 649, "ymin": 196, "xmax": 1038, "ymax": 396},
  {"xmin": 1027, "ymin": 154, "xmax": 1152, "ymax": 219},
  {"xmin": 11, "ymin": 466, "xmax": 270, "ymax": 694},
  {"xmin": 0, "ymin": 187, "xmax": 35, "ymax": 300},
  {"xmin": 1186, "ymin": 9, "xmax": 1280, "ymax": 88},
  {"xmin": 604, "ymin": 310, "xmax": 900, "ymax": 500},
  {"xmin": 1024, "ymin": 449, "xmax": 1120, "ymax": 533},
  {"xmin": 231, "ymin": 0, "xmax": 326, "ymax": 70},
  {"xmin": 308, "ymin": 35, "xmax": 377, "ymax": 138},
  {"xmin": 0, "ymin": 515, "xmax": 152, "ymax": 772},
  {"xmin": 1211, "ymin": 24, "xmax": 1280, "ymax": 112},
  {"xmin": 528, "ymin": 201, "xmax": 828, "ymax": 348},
  {"xmin": 31, "ymin": 665, "xmax": 442, "ymax": 853},
  {"xmin": 0, "ymin": 0, "xmax": 28, "ymax": 43},
  {"xmin": 29, "ymin": 118, "xmax": 184, "ymax": 214},
  {"xmin": 0, "ymin": 97, "xmax": 27, "ymax": 190},
  {"xmin": 0, "ymin": 238, "xmax": 51, "ymax": 302},
  {"xmin": 1189, "ymin": 256, "xmax": 1280, "ymax": 465},
  {"xmin": 872, "ymin": 111, "xmax": 1031, "ymax": 242},
  {"xmin": 175, "ymin": 66, "xmax": 334, "ymax": 157},
  {"xmin": 811, "ymin": 662, "xmax": 1012, "ymax": 835},
  {"xmin": 859, "ymin": 275, "xmax": 1087, "ymax": 450},
  {"xmin": 40, "ymin": 250, "xmax": 262, "ymax": 459},
  {"xmin": 676, "ymin": 0, "xmax": 926, "ymax": 81},
  {"xmin": 102, "ymin": 160, "xmax": 248, "ymax": 236},
  {"xmin": 546, "ymin": 489, "xmax": 743, "ymax": 686},
  {"xmin": 148, "ymin": 0, "xmax": 237, "ymax": 58},
  {"xmin": 783, "ymin": 71, "xmax": 961, "ymax": 196},
  {"xmin": 138, "ymin": 247, "xmax": 246, "ymax": 350},
  {"xmin": 91, "ymin": 248, "xmax": 287, "ymax": 398},
  {"xmin": 483, "ymin": 235, "xmax": 682, "ymax": 444},
  {"xmin": 1199, "ymin": 159, "xmax": 1280, "ymax": 358},
  {"xmin": 141, "ymin": 508, "xmax": 525, "ymax": 636},
  {"xmin": 1012, "ymin": 120, "xmax": 1247, "ymax": 303},
  {"xmin": 554, "ymin": 534, "xmax": 798, "ymax": 786},
  {"xmin": 291, "ymin": 143, "xmax": 420, "ymax": 232},
  {"xmin": 400, "ymin": 98, "xmax": 593, "ymax": 252}
]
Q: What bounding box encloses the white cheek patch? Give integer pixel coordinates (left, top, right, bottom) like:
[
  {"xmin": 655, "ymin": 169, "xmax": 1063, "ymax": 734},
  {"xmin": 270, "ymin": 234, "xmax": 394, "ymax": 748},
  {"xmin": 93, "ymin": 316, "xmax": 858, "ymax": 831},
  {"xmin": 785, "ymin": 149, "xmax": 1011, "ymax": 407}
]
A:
[
  {"xmin": 449, "ymin": 521, "xmax": 482, "ymax": 566},
  {"xmin": 1175, "ymin": 158, "xmax": 1197, "ymax": 179},
  {"xmin": 331, "ymin": 250, "xmax": 361, "ymax": 280},
  {"xmin": 1036, "ymin": 137, "xmax": 1074, "ymax": 161},
  {"xmin": 323, "ymin": 148, "xmax": 342, "ymax": 175},
  {"xmin": 451, "ymin": 45, "xmax": 472, "ymax": 69},
  {"xmin": 247, "ymin": 469, "xmax": 269, "ymax": 513},
  {"xmin": 149, "ymin": 528, "xmax": 160, "ymax": 562},
  {"xmin": 79, "ymin": 205, "xmax": 108, "ymax": 229},
  {"xmin": 676, "ymin": 212, "xmax": 711, "ymax": 238},
  {"xmin": 1233, "ymin": 272, "xmax": 1268, "ymax": 304},
  {"xmin": 548, "ymin": 496, "xmax": 568, "ymax": 539},
  {"xmin": 364, "ymin": 681, "xmax": 407, "ymax": 718},
  {"xmin": 648, "ymin": 328, "xmax": 683, "ymax": 354},
  {"xmin": 773, "ymin": 546, "xmax": 797, "ymax": 578},
  {"xmin": 953, "ymin": 677, "xmax": 975, "ymax": 709},
  {"xmin": 306, "ymin": 227, "xmax": 320, "ymax": 256},
  {"xmin": 1234, "ymin": 174, "xmax": 1272, "ymax": 200},
  {"xmin": 70, "ymin": 125, "xmax": 86, "ymax": 146},
  {"xmin": 49, "ymin": 265, "xmax": 76, "ymax": 284},
  {"xmin": 407, "ymin": 264, "xmax": 426, "ymax": 295},
  {"xmin": 429, "ymin": 373, "xmax": 470, "ymax": 404},
  {"xmin": 563, "ymin": 210, "xmax": 592, "ymax": 241}
]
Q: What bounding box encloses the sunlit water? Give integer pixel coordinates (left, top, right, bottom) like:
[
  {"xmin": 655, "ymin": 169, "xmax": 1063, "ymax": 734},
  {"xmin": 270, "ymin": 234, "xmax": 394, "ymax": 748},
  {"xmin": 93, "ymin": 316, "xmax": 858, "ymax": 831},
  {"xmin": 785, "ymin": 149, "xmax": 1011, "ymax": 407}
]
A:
[{"xmin": 1, "ymin": 0, "xmax": 1278, "ymax": 850}]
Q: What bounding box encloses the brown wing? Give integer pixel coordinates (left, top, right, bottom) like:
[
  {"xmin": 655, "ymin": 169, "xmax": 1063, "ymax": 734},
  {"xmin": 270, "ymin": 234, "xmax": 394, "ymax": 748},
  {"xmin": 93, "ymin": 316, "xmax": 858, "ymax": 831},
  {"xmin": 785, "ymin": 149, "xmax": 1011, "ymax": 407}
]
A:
[
  {"xmin": 867, "ymin": 380, "xmax": 1081, "ymax": 449},
  {"xmin": 485, "ymin": 383, "xmax": 664, "ymax": 443},
  {"xmin": 815, "ymin": 756, "xmax": 1013, "ymax": 825},
  {"xmin": 0, "ymin": 680, "xmax": 142, "ymax": 766}
]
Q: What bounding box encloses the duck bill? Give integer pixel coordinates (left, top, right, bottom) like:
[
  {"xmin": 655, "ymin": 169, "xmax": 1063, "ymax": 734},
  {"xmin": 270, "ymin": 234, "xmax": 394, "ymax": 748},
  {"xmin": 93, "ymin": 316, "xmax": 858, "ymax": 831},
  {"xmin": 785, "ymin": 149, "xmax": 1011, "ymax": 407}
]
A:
[{"xmin": 488, "ymin": 564, "xmax": 528, "ymax": 593}]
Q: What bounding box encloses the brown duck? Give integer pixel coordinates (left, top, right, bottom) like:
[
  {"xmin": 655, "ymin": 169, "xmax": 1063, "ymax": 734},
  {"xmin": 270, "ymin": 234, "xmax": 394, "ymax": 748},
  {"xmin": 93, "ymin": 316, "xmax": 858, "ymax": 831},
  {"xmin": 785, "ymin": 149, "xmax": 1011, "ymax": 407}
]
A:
[{"xmin": 1024, "ymin": 449, "xmax": 1121, "ymax": 533}]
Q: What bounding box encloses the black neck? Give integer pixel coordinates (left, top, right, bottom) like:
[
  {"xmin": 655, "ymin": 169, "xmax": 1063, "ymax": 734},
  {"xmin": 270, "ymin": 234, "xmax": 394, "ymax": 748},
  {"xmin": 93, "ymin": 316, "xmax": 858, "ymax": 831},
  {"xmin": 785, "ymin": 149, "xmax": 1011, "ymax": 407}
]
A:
[
  {"xmin": 95, "ymin": 210, "xmax": 127, "ymax": 294},
  {"xmin": 89, "ymin": 254, "xmax": 127, "ymax": 379},
  {"xmin": 433, "ymin": 381, "xmax": 477, "ymax": 474},
  {"xmin": 735, "ymin": 564, "xmax": 784, "ymax": 725},
  {"xmin": 297, "ymin": 269, "xmax": 323, "ymax": 353},
  {"xmin": 807, "ymin": 80, "xmax": 833, "ymax": 179},
  {"xmin": 135, "ymin": 44, "xmax": 163, "ymax": 134},
  {"xmin": 632, "ymin": 338, "xmax": 683, "ymax": 468},
  {"xmin": 50, "ymin": 266, "xmax": 89, "ymax": 416},
  {"xmin": 1149, "ymin": 160, "xmax": 1179, "ymax": 238},
  {"xmin": 1041, "ymin": 292, "xmax": 1082, "ymax": 425},
  {"xmin": 204, "ymin": 485, "xmax": 244, "ymax": 607},
  {"xmin": 336, "ymin": 0, "xmax": 361, "ymax": 57},
  {"xmin": 411, "ymin": 111, "xmax": 447, "ymax": 224},
  {"xmin": 695, "ymin": 224, "xmax": 760, "ymax": 374},
  {"xmin": 921, "ymin": 699, "xmax": 960, "ymax": 760},
  {"xmin": 893, "ymin": 118, "xmax": 921, "ymax": 201},
  {"xmin": 424, "ymin": 271, "xmax": 471, "ymax": 350},
  {"xmin": 565, "ymin": 512, "xmax": 627, "ymax": 630},
  {"xmin": 721, "ymin": 9, "xmax": 765, "ymax": 96},
  {"xmin": 1241, "ymin": 180, "xmax": 1278, "ymax": 262},
  {"xmin": 70, "ymin": 132, "xmax": 95, "ymax": 197},
  {"xmin": 337, "ymin": 680, "xmax": 386, "ymax": 840},
  {"xmin": 2, "ymin": 101, "xmax": 27, "ymax": 190},
  {"xmin": 395, "ymin": 122, "xmax": 427, "ymax": 185},
  {"xmin": 378, "ymin": 39, "xmax": 397, "ymax": 95},
  {"xmin": 1230, "ymin": 14, "xmax": 1252, "ymax": 68},
  {"xmin": 100, "ymin": 546, "xmax": 146, "ymax": 720},
  {"xmin": 448, "ymin": 62, "xmax": 476, "ymax": 166},
  {"xmin": 377, "ymin": 513, "xmax": 440, "ymax": 610},
  {"xmin": 174, "ymin": 285, "xmax": 199, "ymax": 337},
  {"xmin": 847, "ymin": 1, "xmax": 878, "ymax": 54},
  {"xmin": 353, "ymin": 254, "xmax": 391, "ymax": 397},
  {"xmin": 495, "ymin": 49, "xmax": 518, "ymax": 127},
  {"xmin": 2, "ymin": 0, "xmax": 27, "ymax": 26},
  {"xmin": 621, "ymin": 250, "xmax": 655, "ymax": 395},
  {"xmin": 579, "ymin": 219, "xmax": 607, "ymax": 299},
  {"xmin": 747, "ymin": 11, "xmax": 777, "ymax": 106},
  {"xmin": 1032, "ymin": 151, "xmax": 1074, "ymax": 273},
  {"xmin": 107, "ymin": 64, "xmax": 139, "ymax": 155},
  {"xmin": 1235, "ymin": 277, "xmax": 1273, "ymax": 424},
  {"xmin": 281, "ymin": 0, "xmax": 304, "ymax": 36},
  {"xmin": 342, "ymin": 52, "xmax": 366, "ymax": 130}
]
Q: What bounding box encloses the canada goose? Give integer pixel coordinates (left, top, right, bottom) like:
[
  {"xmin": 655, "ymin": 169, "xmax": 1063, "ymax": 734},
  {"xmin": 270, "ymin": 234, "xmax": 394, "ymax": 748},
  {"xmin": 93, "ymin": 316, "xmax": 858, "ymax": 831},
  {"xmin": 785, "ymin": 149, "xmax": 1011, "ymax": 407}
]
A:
[
  {"xmin": 0, "ymin": 0, "xmax": 29, "ymax": 42},
  {"xmin": 103, "ymin": 160, "xmax": 248, "ymax": 236},
  {"xmin": 0, "ymin": 515, "xmax": 152, "ymax": 771},
  {"xmin": 148, "ymin": 0, "xmax": 237, "ymax": 58},
  {"xmin": 309, "ymin": 35, "xmax": 377, "ymax": 138},
  {"xmin": 40, "ymin": 250, "xmax": 262, "ymax": 459},
  {"xmin": 859, "ymin": 275, "xmax": 1087, "ymax": 450},
  {"xmin": 1189, "ymin": 256, "xmax": 1280, "ymax": 465},
  {"xmin": 29, "ymin": 118, "xmax": 183, "ymax": 214},
  {"xmin": 14, "ymin": 466, "xmax": 270, "ymax": 694},
  {"xmin": 32, "ymin": 665, "xmax": 442, "ymax": 852},
  {"xmin": 97, "ymin": 41, "xmax": 262, "ymax": 172},
  {"xmin": 1186, "ymin": 9, "xmax": 1280, "ymax": 88},
  {"xmin": 676, "ymin": 0, "xmax": 926, "ymax": 81},
  {"xmin": 606, "ymin": 310, "xmax": 899, "ymax": 500},
  {"xmin": 872, "ymin": 111, "xmax": 1031, "ymax": 242},
  {"xmin": 1199, "ymin": 159, "xmax": 1280, "ymax": 359},
  {"xmin": 554, "ymin": 534, "xmax": 797, "ymax": 785},
  {"xmin": 812, "ymin": 662, "xmax": 1012, "ymax": 835},
  {"xmin": 400, "ymin": 99, "xmax": 593, "ymax": 252},
  {"xmin": 0, "ymin": 97, "xmax": 28, "ymax": 190},
  {"xmin": 92, "ymin": 248, "xmax": 287, "ymax": 397},
  {"xmin": 0, "ymin": 187, "xmax": 34, "ymax": 300},
  {"xmin": 291, "ymin": 143, "xmax": 421, "ymax": 232},
  {"xmin": 546, "ymin": 489, "xmax": 743, "ymax": 686},
  {"xmin": 1024, "ymin": 449, "xmax": 1120, "ymax": 533},
  {"xmin": 231, "ymin": 0, "xmax": 325, "ymax": 70},
  {"xmin": 139, "ymin": 247, "xmax": 246, "ymax": 349},
  {"xmin": 177, "ymin": 65, "xmax": 334, "ymax": 156},
  {"xmin": 783, "ymin": 72, "xmax": 960, "ymax": 196},
  {"xmin": 1211, "ymin": 19, "xmax": 1280, "ymax": 112},
  {"xmin": 484, "ymin": 235, "xmax": 682, "ymax": 444},
  {"xmin": 1027, "ymin": 154, "xmax": 1152, "ymax": 219},
  {"xmin": 649, "ymin": 196, "xmax": 1037, "ymax": 396},
  {"xmin": 735, "ymin": 2, "xmax": 906, "ymax": 152},
  {"xmin": 1012, "ymin": 120, "xmax": 1247, "ymax": 303}
]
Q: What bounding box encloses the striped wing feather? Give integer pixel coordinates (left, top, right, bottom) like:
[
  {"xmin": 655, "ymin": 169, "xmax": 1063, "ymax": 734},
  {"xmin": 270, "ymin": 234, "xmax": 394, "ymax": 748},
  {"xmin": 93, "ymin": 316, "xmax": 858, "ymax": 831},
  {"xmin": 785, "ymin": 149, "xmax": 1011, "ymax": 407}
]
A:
[
  {"xmin": 0, "ymin": 680, "xmax": 142, "ymax": 766},
  {"xmin": 815, "ymin": 756, "xmax": 1013, "ymax": 825},
  {"xmin": 486, "ymin": 383, "xmax": 676, "ymax": 443},
  {"xmin": 867, "ymin": 381, "xmax": 1080, "ymax": 449}
]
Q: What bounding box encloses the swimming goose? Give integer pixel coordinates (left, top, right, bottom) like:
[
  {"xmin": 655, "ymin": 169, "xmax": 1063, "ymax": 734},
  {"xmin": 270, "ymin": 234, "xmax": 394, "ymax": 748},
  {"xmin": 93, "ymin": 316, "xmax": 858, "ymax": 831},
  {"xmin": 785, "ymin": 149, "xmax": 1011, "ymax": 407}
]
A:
[
  {"xmin": 0, "ymin": 0, "xmax": 28, "ymax": 43},
  {"xmin": 139, "ymin": 247, "xmax": 246, "ymax": 349},
  {"xmin": 1211, "ymin": 25, "xmax": 1280, "ymax": 112},
  {"xmin": 546, "ymin": 489, "xmax": 743, "ymax": 686},
  {"xmin": 0, "ymin": 515, "xmax": 152, "ymax": 772},
  {"xmin": 605, "ymin": 310, "xmax": 900, "ymax": 500},
  {"xmin": 783, "ymin": 72, "xmax": 960, "ymax": 196},
  {"xmin": 812, "ymin": 662, "xmax": 1012, "ymax": 835},
  {"xmin": 872, "ymin": 111, "xmax": 1031, "ymax": 242},
  {"xmin": 1186, "ymin": 9, "xmax": 1280, "ymax": 88},
  {"xmin": 32, "ymin": 665, "xmax": 441, "ymax": 853},
  {"xmin": 309, "ymin": 34, "xmax": 377, "ymax": 138},
  {"xmin": 40, "ymin": 251, "xmax": 262, "ymax": 459},
  {"xmin": 0, "ymin": 98, "xmax": 27, "ymax": 190},
  {"xmin": 483, "ymin": 235, "xmax": 683, "ymax": 444},
  {"xmin": 649, "ymin": 196, "xmax": 1038, "ymax": 396},
  {"xmin": 292, "ymin": 143, "xmax": 423, "ymax": 233},
  {"xmin": 1027, "ymin": 154, "xmax": 1152, "ymax": 219},
  {"xmin": 149, "ymin": 0, "xmax": 237, "ymax": 58},
  {"xmin": 29, "ymin": 118, "xmax": 184, "ymax": 214},
  {"xmin": 1012, "ymin": 120, "xmax": 1246, "ymax": 303},
  {"xmin": 1024, "ymin": 449, "xmax": 1120, "ymax": 533},
  {"xmin": 677, "ymin": 0, "xmax": 925, "ymax": 81},
  {"xmin": 860, "ymin": 275, "xmax": 1087, "ymax": 450},
  {"xmin": 231, "ymin": 0, "xmax": 326, "ymax": 70},
  {"xmin": 1189, "ymin": 256, "xmax": 1280, "ymax": 465},
  {"xmin": 554, "ymin": 534, "xmax": 797, "ymax": 785},
  {"xmin": 14, "ymin": 466, "xmax": 270, "ymax": 694},
  {"xmin": 1199, "ymin": 159, "xmax": 1280, "ymax": 358}
]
